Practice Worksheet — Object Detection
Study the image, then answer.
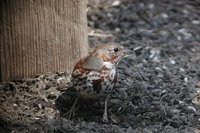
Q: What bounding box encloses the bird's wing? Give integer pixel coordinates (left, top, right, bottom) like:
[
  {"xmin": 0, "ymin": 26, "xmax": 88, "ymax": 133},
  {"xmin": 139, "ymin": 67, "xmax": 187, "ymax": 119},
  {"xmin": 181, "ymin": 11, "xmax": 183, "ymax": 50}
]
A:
[{"xmin": 82, "ymin": 56, "xmax": 103, "ymax": 71}]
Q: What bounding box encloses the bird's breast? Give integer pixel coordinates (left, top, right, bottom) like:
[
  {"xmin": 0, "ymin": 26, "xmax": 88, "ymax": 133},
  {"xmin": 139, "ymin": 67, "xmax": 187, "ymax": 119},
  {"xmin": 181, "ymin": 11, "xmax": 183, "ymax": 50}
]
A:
[{"xmin": 72, "ymin": 66, "xmax": 117, "ymax": 99}]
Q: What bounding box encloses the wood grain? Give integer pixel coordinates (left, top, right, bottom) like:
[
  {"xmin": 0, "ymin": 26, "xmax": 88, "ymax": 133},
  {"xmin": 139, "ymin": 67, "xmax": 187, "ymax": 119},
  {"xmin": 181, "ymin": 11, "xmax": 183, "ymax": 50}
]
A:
[{"xmin": 0, "ymin": 0, "xmax": 88, "ymax": 81}]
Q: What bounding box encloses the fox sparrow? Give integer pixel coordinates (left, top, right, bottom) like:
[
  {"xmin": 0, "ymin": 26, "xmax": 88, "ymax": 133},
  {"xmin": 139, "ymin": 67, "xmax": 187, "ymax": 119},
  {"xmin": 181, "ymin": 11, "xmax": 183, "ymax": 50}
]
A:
[{"xmin": 68, "ymin": 43, "xmax": 129, "ymax": 122}]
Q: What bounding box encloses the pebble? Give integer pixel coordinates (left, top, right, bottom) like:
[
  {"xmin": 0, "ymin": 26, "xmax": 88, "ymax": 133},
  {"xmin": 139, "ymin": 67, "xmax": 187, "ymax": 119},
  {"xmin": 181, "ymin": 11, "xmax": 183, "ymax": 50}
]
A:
[
  {"xmin": 161, "ymin": 13, "xmax": 168, "ymax": 19},
  {"xmin": 112, "ymin": 0, "xmax": 120, "ymax": 7},
  {"xmin": 179, "ymin": 68, "xmax": 185, "ymax": 72},
  {"xmin": 152, "ymin": 89, "xmax": 161, "ymax": 94},
  {"xmin": 161, "ymin": 90, "xmax": 167, "ymax": 95},
  {"xmin": 126, "ymin": 127, "xmax": 134, "ymax": 133},
  {"xmin": 192, "ymin": 20, "xmax": 200, "ymax": 25},
  {"xmin": 170, "ymin": 59, "xmax": 176, "ymax": 65},
  {"xmin": 162, "ymin": 65, "xmax": 168, "ymax": 69},
  {"xmin": 178, "ymin": 28, "xmax": 192, "ymax": 39},
  {"xmin": 187, "ymin": 106, "xmax": 197, "ymax": 113},
  {"xmin": 184, "ymin": 77, "xmax": 188, "ymax": 83},
  {"xmin": 13, "ymin": 103, "xmax": 18, "ymax": 107},
  {"xmin": 148, "ymin": 3, "xmax": 155, "ymax": 9}
]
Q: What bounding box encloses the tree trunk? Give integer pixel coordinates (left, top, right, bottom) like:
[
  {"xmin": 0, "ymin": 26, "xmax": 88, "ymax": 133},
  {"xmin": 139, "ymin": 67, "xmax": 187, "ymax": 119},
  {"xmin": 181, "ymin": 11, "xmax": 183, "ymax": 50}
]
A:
[{"xmin": 0, "ymin": 0, "xmax": 88, "ymax": 82}]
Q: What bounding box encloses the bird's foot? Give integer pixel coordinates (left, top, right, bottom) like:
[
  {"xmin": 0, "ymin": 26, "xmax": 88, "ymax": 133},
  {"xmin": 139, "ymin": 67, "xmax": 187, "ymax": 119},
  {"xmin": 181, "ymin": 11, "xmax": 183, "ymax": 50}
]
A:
[
  {"xmin": 63, "ymin": 95, "xmax": 79, "ymax": 119},
  {"xmin": 102, "ymin": 112, "xmax": 109, "ymax": 123},
  {"xmin": 64, "ymin": 106, "xmax": 75, "ymax": 119}
]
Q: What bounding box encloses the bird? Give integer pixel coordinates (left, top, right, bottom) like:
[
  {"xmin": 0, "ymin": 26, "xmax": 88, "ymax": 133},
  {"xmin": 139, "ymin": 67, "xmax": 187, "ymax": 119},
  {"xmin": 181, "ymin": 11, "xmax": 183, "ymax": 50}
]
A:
[{"xmin": 67, "ymin": 43, "xmax": 129, "ymax": 122}]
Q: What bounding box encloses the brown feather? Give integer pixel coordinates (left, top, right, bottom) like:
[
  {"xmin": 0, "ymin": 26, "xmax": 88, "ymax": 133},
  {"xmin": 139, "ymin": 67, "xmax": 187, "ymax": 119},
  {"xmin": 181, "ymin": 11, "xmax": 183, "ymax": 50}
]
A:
[{"xmin": 82, "ymin": 56, "xmax": 103, "ymax": 71}]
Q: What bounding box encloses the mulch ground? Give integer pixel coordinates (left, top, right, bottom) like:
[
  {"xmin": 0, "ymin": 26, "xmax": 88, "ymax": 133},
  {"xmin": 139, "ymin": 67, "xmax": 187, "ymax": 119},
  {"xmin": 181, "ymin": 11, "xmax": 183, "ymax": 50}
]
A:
[{"xmin": 0, "ymin": 0, "xmax": 200, "ymax": 132}]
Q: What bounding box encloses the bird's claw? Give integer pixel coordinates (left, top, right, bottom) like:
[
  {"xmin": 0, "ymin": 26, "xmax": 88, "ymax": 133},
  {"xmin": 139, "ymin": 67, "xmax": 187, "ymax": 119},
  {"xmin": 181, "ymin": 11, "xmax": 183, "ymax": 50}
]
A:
[
  {"xmin": 102, "ymin": 113, "xmax": 109, "ymax": 123},
  {"xmin": 64, "ymin": 95, "xmax": 80, "ymax": 120},
  {"xmin": 63, "ymin": 107, "xmax": 75, "ymax": 119}
]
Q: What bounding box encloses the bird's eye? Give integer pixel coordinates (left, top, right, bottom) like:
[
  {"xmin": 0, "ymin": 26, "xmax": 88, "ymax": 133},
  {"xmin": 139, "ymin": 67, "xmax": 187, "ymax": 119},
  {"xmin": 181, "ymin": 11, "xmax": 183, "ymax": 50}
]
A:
[{"xmin": 114, "ymin": 47, "xmax": 119, "ymax": 52}]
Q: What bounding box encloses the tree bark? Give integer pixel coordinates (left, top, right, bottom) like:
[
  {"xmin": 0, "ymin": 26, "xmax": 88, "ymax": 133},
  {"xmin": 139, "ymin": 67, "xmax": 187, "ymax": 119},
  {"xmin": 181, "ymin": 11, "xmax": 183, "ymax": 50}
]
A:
[{"xmin": 0, "ymin": 0, "xmax": 88, "ymax": 82}]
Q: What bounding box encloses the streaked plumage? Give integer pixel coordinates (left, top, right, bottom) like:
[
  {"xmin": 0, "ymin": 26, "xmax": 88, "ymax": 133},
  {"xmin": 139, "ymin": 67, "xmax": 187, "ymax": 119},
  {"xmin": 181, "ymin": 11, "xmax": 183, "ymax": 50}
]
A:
[{"xmin": 69, "ymin": 43, "xmax": 128, "ymax": 122}]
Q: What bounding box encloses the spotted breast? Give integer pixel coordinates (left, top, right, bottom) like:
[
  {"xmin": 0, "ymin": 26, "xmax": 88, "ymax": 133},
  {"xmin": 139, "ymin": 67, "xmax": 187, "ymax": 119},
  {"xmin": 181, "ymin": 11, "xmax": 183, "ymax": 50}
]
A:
[{"xmin": 72, "ymin": 61, "xmax": 117, "ymax": 99}]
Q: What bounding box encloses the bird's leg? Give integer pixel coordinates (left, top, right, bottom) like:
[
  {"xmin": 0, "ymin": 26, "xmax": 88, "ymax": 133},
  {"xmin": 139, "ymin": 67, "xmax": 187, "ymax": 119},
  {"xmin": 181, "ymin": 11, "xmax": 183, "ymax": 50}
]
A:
[
  {"xmin": 102, "ymin": 95, "xmax": 110, "ymax": 122},
  {"xmin": 65, "ymin": 95, "xmax": 80, "ymax": 119}
]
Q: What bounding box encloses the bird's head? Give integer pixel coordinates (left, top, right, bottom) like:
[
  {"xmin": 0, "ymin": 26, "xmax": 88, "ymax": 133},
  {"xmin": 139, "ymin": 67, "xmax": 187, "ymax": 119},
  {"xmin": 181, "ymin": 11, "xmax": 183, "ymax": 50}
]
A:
[
  {"xmin": 74, "ymin": 43, "xmax": 129, "ymax": 71},
  {"xmin": 90, "ymin": 43, "xmax": 129, "ymax": 65}
]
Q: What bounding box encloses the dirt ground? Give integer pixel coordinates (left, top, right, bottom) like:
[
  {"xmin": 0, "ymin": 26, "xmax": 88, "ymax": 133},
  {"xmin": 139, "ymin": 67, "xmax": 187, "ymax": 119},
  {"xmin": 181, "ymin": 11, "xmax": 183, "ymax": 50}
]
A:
[{"xmin": 0, "ymin": 0, "xmax": 200, "ymax": 132}]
